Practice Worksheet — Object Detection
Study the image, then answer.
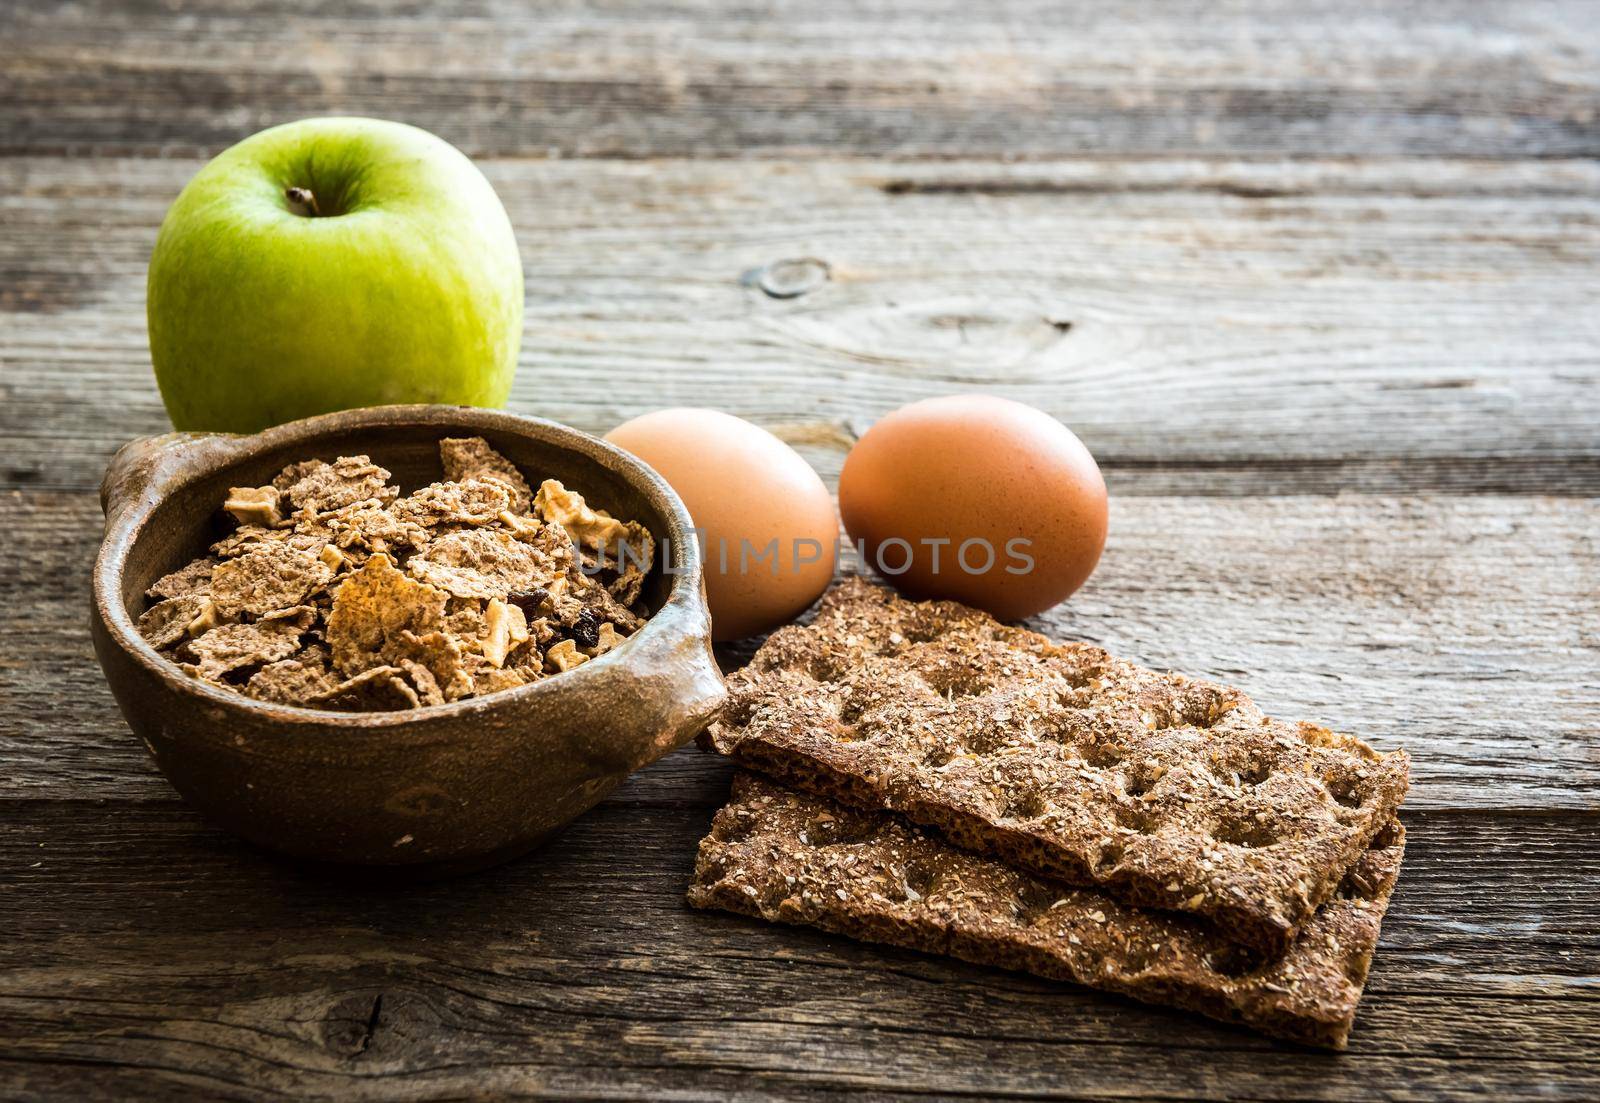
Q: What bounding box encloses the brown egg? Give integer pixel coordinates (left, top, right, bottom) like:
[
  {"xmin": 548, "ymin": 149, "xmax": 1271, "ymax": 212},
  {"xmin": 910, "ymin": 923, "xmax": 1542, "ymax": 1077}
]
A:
[
  {"xmin": 606, "ymin": 408, "xmax": 839, "ymax": 641},
  {"xmin": 838, "ymin": 395, "xmax": 1107, "ymax": 621}
]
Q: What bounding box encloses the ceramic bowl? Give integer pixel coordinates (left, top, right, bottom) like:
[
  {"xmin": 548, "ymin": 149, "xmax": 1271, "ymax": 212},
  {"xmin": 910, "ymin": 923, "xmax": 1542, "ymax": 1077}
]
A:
[{"xmin": 91, "ymin": 405, "xmax": 724, "ymax": 875}]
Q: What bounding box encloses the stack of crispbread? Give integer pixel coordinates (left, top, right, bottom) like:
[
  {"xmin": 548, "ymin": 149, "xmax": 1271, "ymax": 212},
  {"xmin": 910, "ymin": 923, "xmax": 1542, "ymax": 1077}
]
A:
[{"xmin": 690, "ymin": 578, "xmax": 1410, "ymax": 1048}]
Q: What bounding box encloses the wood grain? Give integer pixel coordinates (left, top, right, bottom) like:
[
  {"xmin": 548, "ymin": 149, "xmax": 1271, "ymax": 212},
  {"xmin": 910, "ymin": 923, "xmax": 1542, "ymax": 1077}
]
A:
[
  {"xmin": 4, "ymin": 156, "xmax": 1599, "ymax": 496},
  {"xmin": 5, "ymin": 1, "xmax": 1599, "ymax": 1096},
  {"xmin": 5, "ymin": 490, "xmax": 1595, "ymax": 809},
  {"xmin": 4, "ymin": 0, "xmax": 1598, "ymax": 159},
  {"xmin": 2, "ymin": 791, "xmax": 1596, "ymax": 1100}
]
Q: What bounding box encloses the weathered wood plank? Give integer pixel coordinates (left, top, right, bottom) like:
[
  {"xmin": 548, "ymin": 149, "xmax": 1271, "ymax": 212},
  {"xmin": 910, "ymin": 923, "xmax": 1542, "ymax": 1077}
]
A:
[
  {"xmin": 3, "ymin": 0, "xmax": 1598, "ymax": 159},
  {"xmin": 3, "ymin": 156, "xmax": 1599, "ymax": 497},
  {"xmin": 4, "ymin": 1, "xmax": 1595, "ymax": 1098},
  {"xmin": 5, "ymin": 490, "xmax": 1595, "ymax": 809},
  {"xmin": 1, "ymin": 798, "xmax": 1596, "ymax": 1100}
]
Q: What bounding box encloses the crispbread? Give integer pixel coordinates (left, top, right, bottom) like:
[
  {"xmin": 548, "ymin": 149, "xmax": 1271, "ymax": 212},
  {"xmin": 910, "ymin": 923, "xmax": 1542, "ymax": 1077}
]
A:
[
  {"xmin": 705, "ymin": 578, "xmax": 1410, "ymax": 952},
  {"xmin": 689, "ymin": 773, "xmax": 1403, "ymax": 1049}
]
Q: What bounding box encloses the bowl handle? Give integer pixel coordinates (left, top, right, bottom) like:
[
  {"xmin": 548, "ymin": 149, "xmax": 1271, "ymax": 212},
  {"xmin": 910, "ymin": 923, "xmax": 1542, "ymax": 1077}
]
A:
[
  {"xmin": 100, "ymin": 431, "xmax": 244, "ymax": 532},
  {"xmin": 629, "ymin": 599, "xmax": 728, "ymax": 765},
  {"xmin": 658, "ymin": 628, "xmax": 729, "ymax": 751}
]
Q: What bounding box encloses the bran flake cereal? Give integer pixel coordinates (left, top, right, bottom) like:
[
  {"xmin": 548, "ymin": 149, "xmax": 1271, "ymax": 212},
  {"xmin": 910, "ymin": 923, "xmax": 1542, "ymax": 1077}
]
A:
[{"xmin": 136, "ymin": 438, "xmax": 654, "ymax": 711}]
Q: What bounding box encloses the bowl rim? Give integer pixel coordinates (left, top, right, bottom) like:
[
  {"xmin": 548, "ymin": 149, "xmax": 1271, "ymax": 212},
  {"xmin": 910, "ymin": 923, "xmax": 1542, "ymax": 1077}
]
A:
[{"xmin": 93, "ymin": 404, "xmax": 709, "ymax": 730}]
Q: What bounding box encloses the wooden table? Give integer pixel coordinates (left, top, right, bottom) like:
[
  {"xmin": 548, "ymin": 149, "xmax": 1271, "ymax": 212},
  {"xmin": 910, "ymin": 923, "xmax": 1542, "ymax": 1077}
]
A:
[{"xmin": 4, "ymin": 2, "xmax": 1598, "ymax": 1098}]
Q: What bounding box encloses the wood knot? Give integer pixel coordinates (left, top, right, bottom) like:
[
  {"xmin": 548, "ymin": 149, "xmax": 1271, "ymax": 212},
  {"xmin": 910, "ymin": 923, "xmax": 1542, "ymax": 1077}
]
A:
[
  {"xmin": 743, "ymin": 257, "xmax": 831, "ymax": 299},
  {"xmin": 321, "ymin": 991, "xmax": 386, "ymax": 1057}
]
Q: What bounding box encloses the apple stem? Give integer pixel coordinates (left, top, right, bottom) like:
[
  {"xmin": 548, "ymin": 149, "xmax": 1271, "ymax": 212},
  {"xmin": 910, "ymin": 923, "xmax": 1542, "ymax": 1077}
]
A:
[{"xmin": 285, "ymin": 186, "xmax": 322, "ymax": 217}]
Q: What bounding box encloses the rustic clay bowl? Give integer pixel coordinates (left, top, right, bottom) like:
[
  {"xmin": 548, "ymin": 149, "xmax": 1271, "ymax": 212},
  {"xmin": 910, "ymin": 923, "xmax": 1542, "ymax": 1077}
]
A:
[{"xmin": 91, "ymin": 404, "xmax": 725, "ymax": 875}]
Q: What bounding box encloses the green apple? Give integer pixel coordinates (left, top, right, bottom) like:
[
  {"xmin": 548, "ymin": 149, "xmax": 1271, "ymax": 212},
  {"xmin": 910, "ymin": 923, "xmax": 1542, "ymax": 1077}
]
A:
[{"xmin": 147, "ymin": 117, "xmax": 523, "ymax": 432}]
